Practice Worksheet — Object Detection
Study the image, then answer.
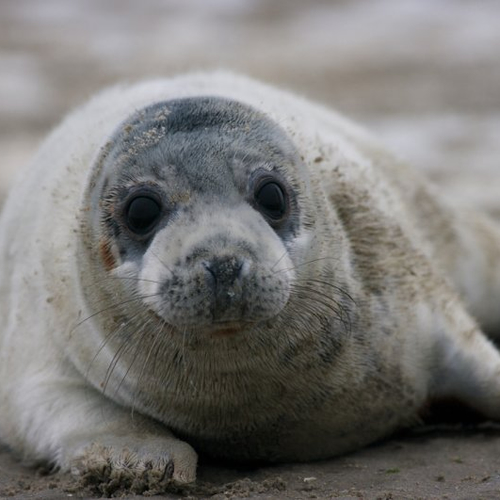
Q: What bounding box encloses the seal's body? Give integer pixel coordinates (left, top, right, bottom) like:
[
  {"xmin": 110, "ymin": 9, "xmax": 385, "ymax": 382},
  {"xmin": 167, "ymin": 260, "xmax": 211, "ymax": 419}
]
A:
[{"xmin": 2, "ymin": 72, "xmax": 500, "ymax": 491}]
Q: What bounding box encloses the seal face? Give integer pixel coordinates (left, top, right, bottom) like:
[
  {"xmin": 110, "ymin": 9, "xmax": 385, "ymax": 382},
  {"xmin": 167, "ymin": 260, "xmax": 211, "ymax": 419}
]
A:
[
  {"xmin": 83, "ymin": 97, "xmax": 304, "ymax": 334},
  {"xmin": 3, "ymin": 72, "xmax": 500, "ymax": 493}
]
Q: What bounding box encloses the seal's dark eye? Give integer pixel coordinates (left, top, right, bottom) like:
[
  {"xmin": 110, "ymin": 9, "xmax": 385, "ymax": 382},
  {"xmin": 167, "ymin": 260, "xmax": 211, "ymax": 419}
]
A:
[
  {"xmin": 125, "ymin": 195, "xmax": 162, "ymax": 235},
  {"xmin": 254, "ymin": 181, "xmax": 287, "ymax": 221}
]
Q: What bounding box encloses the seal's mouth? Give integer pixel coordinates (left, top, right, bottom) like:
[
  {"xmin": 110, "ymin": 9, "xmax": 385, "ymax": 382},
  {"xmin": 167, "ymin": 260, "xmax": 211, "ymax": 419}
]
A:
[
  {"xmin": 206, "ymin": 320, "xmax": 253, "ymax": 338},
  {"xmin": 149, "ymin": 309, "xmax": 255, "ymax": 337},
  {"xmin": 211, "ymin": 326, "xmax": 242, "ymax": 337}
]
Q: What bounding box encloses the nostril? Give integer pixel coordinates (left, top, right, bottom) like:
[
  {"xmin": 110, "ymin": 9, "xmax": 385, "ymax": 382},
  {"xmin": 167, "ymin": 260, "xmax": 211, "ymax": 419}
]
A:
[
  {"xmin": 201, "ymin": 257, "xmax": 247, "ymax": 321},
  {"xmin": 202, "ymin": 257, "xmax": 244, "ymax": 287},
  {"xmin": 202, "ymin": 260, "xmax": 216, "ymax": 279}
]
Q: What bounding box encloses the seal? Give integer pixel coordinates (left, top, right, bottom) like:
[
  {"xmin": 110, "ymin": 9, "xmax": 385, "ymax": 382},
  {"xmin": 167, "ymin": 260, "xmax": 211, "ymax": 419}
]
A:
[{"xmin": 2, "ymin": 71, "xmax": 500, "ymax": 494}]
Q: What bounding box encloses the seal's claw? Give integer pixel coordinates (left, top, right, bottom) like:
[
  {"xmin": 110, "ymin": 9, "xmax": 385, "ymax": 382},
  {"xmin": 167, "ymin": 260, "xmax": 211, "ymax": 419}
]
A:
[{"xmin": 71, "ymin": 439, "xmax": 197, "ymax": 495}]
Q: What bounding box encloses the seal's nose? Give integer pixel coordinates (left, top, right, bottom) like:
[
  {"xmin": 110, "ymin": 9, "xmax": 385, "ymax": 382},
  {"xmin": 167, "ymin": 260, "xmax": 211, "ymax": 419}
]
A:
[
  {"xmin": 202, "ymin": 256, "xmax": 244, "ymax": 288},
  {"xmin": 202, "ymin": 256, "xmax": 246, "ymax": 321}
]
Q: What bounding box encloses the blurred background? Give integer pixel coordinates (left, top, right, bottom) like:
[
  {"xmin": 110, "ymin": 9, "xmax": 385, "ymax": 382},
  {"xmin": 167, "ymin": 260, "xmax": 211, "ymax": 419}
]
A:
[{"xmin": 1, "ymin": 0, "xmax": 499, "ymax": 208}]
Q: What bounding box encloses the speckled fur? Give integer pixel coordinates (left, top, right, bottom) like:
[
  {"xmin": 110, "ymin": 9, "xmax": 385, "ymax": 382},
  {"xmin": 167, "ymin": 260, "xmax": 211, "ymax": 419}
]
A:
[{"xmin": 1, "ymin": 72, "xmax": 500, "ymax": 492}]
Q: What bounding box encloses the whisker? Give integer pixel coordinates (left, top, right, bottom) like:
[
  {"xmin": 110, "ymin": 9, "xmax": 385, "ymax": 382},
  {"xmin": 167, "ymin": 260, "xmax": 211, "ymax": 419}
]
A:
[
  {"xmin": 273, "ymin": 256, "xmax": 342, "ymax": 274},
  {"xmin": 271, "ymin": 250, "xmax": 289, "ymax": 272},
  {"xmin": 133, "ymin": 319, "xmax": 169, "ymax": 409},
  {"xmin": 299, "ymin": 277, "xmax": 357, "ymax": 306},
  {"xmin": 71, "ymin": 293, "xmax": 161, "ymax": 331},
  {"xmin": 84, "ymin": 306, "xmax": 149, "ymax": 382},
  {"xmin": 149, "ymin": 248, "xmax": 173, "ymax": 273},
  {"xmin": 149, "ymin": 319, "xmax": 170, "ymax": 386},
  {"xmin": 290, "ymin": 288, "xmax": 339, "ymax": 322},
  {"xmin": 114, "ymin": 315, "xmax": 157, "ymax": 400},
  {"xmin": 90, "ymin": 276, "xmax": 163, "ymax": 285},
  {"xmin": 289, "ymin": 283, "xmax": 353, "ymax": 335},
  {"xmin": 101, "ymin": 310, "xmax": 154, "ymax": 395}
]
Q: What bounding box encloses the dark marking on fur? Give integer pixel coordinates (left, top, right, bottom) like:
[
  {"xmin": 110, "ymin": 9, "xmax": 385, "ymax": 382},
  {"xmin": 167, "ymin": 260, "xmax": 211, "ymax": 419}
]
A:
[{"xmin": 99, "ymin": 239, "xmax": 116, "ymax": 271}]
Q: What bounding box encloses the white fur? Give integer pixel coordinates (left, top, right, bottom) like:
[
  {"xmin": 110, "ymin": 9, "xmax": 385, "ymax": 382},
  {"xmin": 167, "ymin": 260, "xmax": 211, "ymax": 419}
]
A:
[{"xmin": 1, "ymin": 72, "xmax": 500, "ymax": 491}]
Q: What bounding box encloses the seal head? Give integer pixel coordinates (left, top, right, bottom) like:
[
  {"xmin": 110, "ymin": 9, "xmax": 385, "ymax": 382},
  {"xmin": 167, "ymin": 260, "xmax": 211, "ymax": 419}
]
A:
[{"xmin": 81, "ymin": 97, "xmax": 313, "ymax": 338}]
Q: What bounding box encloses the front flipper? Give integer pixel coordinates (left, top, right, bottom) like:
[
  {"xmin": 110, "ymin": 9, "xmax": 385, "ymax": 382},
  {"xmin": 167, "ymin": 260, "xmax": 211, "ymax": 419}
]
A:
[
  {"xmin": 68, "ymin": 433, "xmax": 197, "ymax": 496},
  {"xmin": 11, "ymin": 381, "xmax": 197, "ymax": 495}
]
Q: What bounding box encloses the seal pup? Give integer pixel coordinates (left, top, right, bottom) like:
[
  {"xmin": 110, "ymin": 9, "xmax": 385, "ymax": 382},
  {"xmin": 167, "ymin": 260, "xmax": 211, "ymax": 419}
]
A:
[{"xmin": 1, "ymin": 72, "xmax": 500, "ymax": 493}]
